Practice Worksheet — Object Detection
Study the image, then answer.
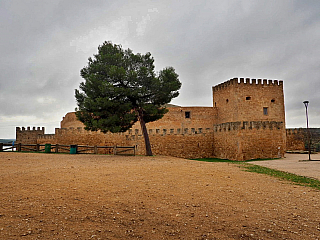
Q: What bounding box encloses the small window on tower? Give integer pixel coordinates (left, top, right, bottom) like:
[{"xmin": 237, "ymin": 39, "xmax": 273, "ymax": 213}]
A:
[
  {"xmin": 246, "ymin": 96, "xmax": 251, "ymax": 100},
  {"xmin": 271, "ymin": 99, "xmax": 275, "ymax": 103},
  {"xmin": 226, "ymin": 99, "xmax": 229, "ymax": 103},
  {"xmin": 263, "ymin": 107, "xmax": 268, "ymax": 115},
  {"xmin": 185, "ymin": 111, "xmax": 191, "ymax": 119}
]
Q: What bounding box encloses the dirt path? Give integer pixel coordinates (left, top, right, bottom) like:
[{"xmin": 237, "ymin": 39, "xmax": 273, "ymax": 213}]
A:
[
  {"xmin": 251, "ymin": 153, "xmax": 320, "ymax": 180},
  {"xmin": 0, "ymin": 153, "xmax": 319, "ymax": 239}
]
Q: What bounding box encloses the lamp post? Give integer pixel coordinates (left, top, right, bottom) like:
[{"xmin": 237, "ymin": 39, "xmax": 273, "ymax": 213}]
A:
[{"xmin": 303, "ymin": 101, "xmax": 311, "ymax": 160}]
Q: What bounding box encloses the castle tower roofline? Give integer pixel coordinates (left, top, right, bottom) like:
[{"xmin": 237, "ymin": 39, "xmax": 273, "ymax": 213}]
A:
[
  {"xmin": 16, "ymin": 126, "xmax": 45, "ymax": 132},
  {"xmin": 212, "ymin": 77, "xmax": 283, "ymax": 92}
]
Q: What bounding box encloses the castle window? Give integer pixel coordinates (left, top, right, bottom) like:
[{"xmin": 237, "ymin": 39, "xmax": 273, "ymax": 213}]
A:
[
  {"xmin": 226, "ymin": 99, "xmax": 229, "ymax": 103},
  {"xmin": 246, "ymin": 96, "xmax": 251, "ymax": 100},
  {"xmin": 271, "ymin": 99, "xmax": 275, "ymax": 103},
  {"xmin": 263, "ymin": 107, "xmax": 268, "ymax": 115},
  {"xmin": 185, "ymin": 111, "xmax": 191, "ymax": 119}
]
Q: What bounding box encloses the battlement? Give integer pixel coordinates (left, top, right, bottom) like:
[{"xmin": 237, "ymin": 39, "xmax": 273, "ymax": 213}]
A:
[
  {"xmin": 286, "ymin": 128, "xmax": 305, "ymax": 135},
  {"xmin": 212, "ymin": 77, "xmax": 283, "ymax": 92},
  {"xmin": 37, "ymin": 134, "xmax": 55, "ymax": 140},
  {"xmin": 54, "ymin": 126, "xmax": 213, "ymax": 136},
  {"xmin": 142, "ymin": 127, "xmax": 212, "ymax": 136},
  {"xmin": 16, "ymin": 127, "xmax": 45, "ymax": 144},
  {"xmin": 214, "ymin": 121, "xmax": 284, "ymax": 132},
  {"xmin": 16, "ymin": 126, "xmax": 45, "ymax": 132}
]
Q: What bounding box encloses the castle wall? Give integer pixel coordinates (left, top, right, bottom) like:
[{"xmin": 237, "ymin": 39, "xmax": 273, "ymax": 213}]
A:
[
  {"xmin": 212, "ymin": 78, "xmax": 286, "ymax": 160},
  {"xmin": 286, "ymin": 128, "xmax": 320, "ymax": 152},
  {"xmin": 212, "ymin": 78, "xmax": 285, "ymax": 123},
  {"xmin": 51, "ymin": 107, "xmax": 216, "ymax": 158},
  {"xmin": 16, "ymin": 127, "xmax": 45, "ymax": 144},
  {"xmin": 36, "ymin": 126, "xmax": 214, "ymax": 159},
  {"xmin": 143, "ymin": 107, "xmax": 215, "ymax": 130},
  {"xmin": 213, "ymin": 122, "xmax": 241, "ymax": 160},
  {"xmin": 214, "ymin": 121, "xmax": 285, "ymax": 160},
  {"xmin": 17, "ymin": 78, "xmax": 288, "ymax": 161},
  {"xmin": 135, "ymin": 127, "xmax": 214, "ymax": 158},
  {"xmin": 61, "ymin": 112, "xmax": 85, "ymax": 128},
  {"xmin": 309, "ymin": 129, "xmax": 320, "ymax": 151},
  {"xmin": 61, "ymin": 107, "xmax": 215, "ymax": 133},
  {"xmin": 286, "ymin": 129, "xmax": 306, "ymax": 151}
]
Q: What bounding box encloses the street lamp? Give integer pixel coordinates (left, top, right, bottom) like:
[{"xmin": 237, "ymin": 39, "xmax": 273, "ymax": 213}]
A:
[{"xmin": 303, "ymin": 101, "xmax": 311, "ymax": 160}]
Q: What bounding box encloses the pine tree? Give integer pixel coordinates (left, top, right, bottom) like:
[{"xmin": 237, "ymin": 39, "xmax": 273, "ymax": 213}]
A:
[{"xmin": 75, "ymin": 41, "xmax": 181, "ymax": 156}]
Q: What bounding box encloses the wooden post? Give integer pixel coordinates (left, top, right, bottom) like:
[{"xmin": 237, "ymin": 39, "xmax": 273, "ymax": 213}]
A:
[
  {"xmin": 0, "ymin": 143, "xmax": 3, "ymax": 152},
  {"xmin": 36, "ymin": 144, "xmax": 40, "ymax": 152},
  {"xmin": 113, "ymin": 146, "xmax": 117, "ymax": 155},
  {"xmin": 94, "ymin": 145, "xmax": 98, "ymax": 154},
  {"xmin": 18, "ymin": 143, "xmax": 21, "ymax": 152},
  {"xmin": 55, "ymin": 144, "xmax": 59, "ymax": 153}
]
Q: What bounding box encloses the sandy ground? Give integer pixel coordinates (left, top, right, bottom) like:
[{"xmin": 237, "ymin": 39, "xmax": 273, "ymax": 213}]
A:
[{"xmin": 0, "ymin": 152, "xmax": 320, "ymax": 240}]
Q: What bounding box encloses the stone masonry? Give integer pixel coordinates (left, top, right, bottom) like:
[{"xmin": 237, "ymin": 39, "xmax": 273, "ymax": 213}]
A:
[
  {"xmin": 286, "ymin": 128, "xmax": 320, "ymax": 152},
  {"xmin": 17, "ymin": 78, "xmax": 290, "ymax": 160},
  {"xmin": 212, "ymin": 78, "xmax": 286, "ymax": 160}
]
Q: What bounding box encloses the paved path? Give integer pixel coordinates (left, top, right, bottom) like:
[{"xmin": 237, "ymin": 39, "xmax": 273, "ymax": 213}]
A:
[{"xmin": 251, "ymin": 153, "xmax": 320, "ymax": 180}]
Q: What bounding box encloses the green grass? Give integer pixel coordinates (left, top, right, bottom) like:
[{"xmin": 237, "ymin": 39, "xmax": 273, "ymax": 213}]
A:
[
  {"xmin": 191, "ymin": 158, "xmax": 320, "ymax": 190},
  {"xmin": 191, "ymin": 157, "xmax": 279, "ymax": 162},
  {"xmin": 238, "ymin": 163, "xmax": 320, "ymax": 190}
]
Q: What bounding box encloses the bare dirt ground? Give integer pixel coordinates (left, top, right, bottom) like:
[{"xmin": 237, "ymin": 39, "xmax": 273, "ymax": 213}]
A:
[{"xmin": 0, "ymin": 153, "xmax": 320, "ymax": 240}]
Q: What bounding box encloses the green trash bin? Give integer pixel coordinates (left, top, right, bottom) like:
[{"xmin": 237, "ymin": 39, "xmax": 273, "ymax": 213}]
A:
[
  {"xmin": 45, "ymin": 144, "xmax": 51, "ymax": 153},
  {"xmin": 70, "ymin": 145, "xmax": 77, "ymax": 154}
]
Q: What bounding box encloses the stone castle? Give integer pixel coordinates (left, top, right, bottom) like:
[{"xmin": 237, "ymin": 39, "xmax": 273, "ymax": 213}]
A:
[{"xmin": 16, "ymin": 78, "xmax": 290, "ymax": 160}]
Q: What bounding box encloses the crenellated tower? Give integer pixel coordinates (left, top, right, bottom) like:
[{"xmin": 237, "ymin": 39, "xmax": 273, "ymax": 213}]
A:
[
  {"xmin": 213, "ymin": 77, "xmax": 285, "ymax": 123},
  {"xmin": 212, "ymin": 78, "xmax": 286, "ymax": 160},
  {"xmin": 16, "ymin": 127, "xmax": 45, "ymax": 144}
]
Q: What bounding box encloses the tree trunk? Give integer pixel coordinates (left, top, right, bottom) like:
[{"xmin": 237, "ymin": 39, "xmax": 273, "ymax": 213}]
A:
[{"xmin": 137, "ymin": 109, "xmax": 153, "ymax": 156}]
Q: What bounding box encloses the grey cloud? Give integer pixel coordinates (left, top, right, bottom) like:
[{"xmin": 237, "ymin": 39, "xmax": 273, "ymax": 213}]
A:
[{"xmin": 1, "ymin": 0, "xmax": 320, "ymax": 138}]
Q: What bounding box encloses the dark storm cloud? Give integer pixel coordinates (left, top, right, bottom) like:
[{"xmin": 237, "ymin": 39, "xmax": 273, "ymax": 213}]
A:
[{"xmin": 0, "ymin": 0, "xmax": 320, "ymax": 138}]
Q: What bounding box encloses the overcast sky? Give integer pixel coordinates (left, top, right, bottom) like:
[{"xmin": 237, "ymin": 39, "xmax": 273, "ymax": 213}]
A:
[{"xmin": 1, "ymin": 0, "xmax": 320, "ymax": 139}]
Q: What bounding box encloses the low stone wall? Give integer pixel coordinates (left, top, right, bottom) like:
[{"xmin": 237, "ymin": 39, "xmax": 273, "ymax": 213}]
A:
[
  {"xmin": 286, "ymin": 128, "xmax": 320, "ymax": 152},
  {"xmin": 286, "ymin": 129, "xmax": 306, "ymax": 151}
]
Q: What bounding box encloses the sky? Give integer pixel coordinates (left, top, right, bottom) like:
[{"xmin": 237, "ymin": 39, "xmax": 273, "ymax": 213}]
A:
[{"xmin": 0, "ymin": 0, "xmax": 320, "ymax": 139}]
